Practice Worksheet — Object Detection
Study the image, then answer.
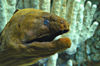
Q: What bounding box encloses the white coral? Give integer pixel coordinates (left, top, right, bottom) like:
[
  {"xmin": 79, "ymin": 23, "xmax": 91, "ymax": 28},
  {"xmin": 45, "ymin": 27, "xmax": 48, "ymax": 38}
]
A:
[
  {"xmin": 64, "ymin": 0, "xmax": 98, "ymax": 55},
  {"xmin": 0, "ymin": 0, "xmax": 16, "ymax": 32}
]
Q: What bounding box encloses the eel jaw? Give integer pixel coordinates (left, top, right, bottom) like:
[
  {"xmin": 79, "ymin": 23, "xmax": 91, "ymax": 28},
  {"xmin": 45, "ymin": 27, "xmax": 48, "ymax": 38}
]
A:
[{"xmin": 23, "ymin": 29, "xmax": 69, "ymax": 44}]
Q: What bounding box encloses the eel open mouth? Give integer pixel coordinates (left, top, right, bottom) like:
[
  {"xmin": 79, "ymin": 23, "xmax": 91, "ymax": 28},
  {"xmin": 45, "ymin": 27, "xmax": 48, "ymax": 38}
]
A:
[{"xmin": 24, "ymin": 30, "xmax": 69, "ymax": 44}]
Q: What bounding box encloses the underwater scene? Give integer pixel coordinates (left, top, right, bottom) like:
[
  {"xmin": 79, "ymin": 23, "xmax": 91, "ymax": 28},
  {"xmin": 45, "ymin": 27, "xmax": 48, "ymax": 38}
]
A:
[{"xmin": 0, "ymin": 0, "xmax": 100, "ymax": 66}]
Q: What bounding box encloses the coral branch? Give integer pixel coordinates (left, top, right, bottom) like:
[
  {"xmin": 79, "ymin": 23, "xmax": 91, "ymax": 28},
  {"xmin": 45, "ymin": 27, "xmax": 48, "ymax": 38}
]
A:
[
  {"xmin": 39, "ymin": 0, "xmax": 51, "ymax": 12},
  {"xmin": 0, "ymin": 0, "xmax": 16, "ymax": 32},
  {"xmin": 31, "ymin": 0, "xmax": 39, "ymax": 9},
  {"xmin": 51, "ymin": 0, "xmax": 61, "ymax": 16}
]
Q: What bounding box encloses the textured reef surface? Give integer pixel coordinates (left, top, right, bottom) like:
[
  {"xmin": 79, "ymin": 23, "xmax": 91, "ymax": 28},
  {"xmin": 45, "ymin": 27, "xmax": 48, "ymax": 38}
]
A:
[{"xmin": 0, "ymin": 8, "xmax": 71, "ymax": 66}]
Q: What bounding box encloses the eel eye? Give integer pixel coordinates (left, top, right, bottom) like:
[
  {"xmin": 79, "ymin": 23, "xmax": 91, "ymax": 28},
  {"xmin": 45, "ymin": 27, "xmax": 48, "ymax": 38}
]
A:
[{"xmin": 44, "ymin": 19, "xmax": 49, "ymax": 25}]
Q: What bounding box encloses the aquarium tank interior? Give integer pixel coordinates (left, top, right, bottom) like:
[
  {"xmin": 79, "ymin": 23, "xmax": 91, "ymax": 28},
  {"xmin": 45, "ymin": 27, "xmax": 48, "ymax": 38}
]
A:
[{"xmin": 0, "ymin": 0, "xmax": 100, "ymax": 66}]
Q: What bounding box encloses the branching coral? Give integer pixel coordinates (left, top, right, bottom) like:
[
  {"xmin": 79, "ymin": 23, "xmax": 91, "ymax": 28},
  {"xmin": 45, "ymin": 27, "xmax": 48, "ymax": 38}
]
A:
[
  {"xmin": 63, "ymin": 0, "xmax": 98, "ymax": 55},
  {"xmin": 0, "ymin": 0, "xmax": 16, "ymax": 32}
]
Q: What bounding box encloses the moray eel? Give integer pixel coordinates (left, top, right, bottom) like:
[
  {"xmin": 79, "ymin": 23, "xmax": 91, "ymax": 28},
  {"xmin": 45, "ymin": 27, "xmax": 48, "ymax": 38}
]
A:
[{"xmin": 0, "ymin": 8, "xmax": 71, "ymax": 66}]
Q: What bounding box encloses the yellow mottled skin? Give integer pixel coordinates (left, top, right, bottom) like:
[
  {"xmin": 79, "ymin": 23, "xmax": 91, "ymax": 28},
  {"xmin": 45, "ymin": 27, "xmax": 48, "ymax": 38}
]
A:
[{"xmin": 0, "ymin": 8, "xmax": 71, "ymax": 66}]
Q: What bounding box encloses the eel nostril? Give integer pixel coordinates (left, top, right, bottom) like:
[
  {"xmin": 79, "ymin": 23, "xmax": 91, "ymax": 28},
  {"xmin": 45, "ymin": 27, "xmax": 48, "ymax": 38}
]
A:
[{"xmin": 60, "ymin": 20, "xmax": 64, "ymax": 24}]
